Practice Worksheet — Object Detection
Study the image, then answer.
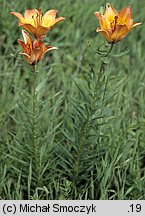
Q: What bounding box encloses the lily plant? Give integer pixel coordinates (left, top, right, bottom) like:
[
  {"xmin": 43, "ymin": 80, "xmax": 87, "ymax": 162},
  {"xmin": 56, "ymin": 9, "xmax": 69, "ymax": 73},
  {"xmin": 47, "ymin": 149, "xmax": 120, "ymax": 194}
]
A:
[{"xmin": 11, "ymin": 8, "xmax": 65, "ymax": 183}]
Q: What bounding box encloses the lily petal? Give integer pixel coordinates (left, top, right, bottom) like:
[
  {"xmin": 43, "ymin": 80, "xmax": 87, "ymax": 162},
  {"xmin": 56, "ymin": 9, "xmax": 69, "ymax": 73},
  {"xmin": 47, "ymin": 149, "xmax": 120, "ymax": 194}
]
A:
[
  {"xmin": 19, "ymin": 23, "xmax": 37, "ymax": 37},
  {"xmin": 104, "ymin": 3, "xmax": 117, "ymax": 23},
  {"xmin": 96, "ymin": 27, "xmax": 112, "ymax": 43},
  {"xmin": 33, "ymin": 36, "xmax": 45, "ymax": 48},
  {"xmin": 24, "ymin": 9, "xmax": 40, "ymax": 22},
  {"xmin": 44, "ymin": 46, "xmax": 58, "ymax": 54},
  {"xmin": 95, "ymin": 12, "xmax": 110, "ymax": 30},
  {"xmin": 34, "ymin": 45, "xmax": 57, "ymax": 63},
  {"xmin": 42, "ymin": 10, "xmax": 58, "ymax": 26},
  {"xmin": 22, "ymin": 30, "xmax": 33, "ymax": 45},
  {"xmin": 21, "ymin": 52, "xmax": 31, "ymax": 58},
  {"xmin": 42, "ymin": 9, "xmax": 65, "ymax": 27},
  {"xmin": 36, "ymin": 26, "xmax": 51, "ymax": 38},
  {"xmin": 18, "ymin": 39, "xmax": 27, "ymax": 51},
  {"xmin": 118, "ymin": 6, "xmax": 133, "ymax": 28},
  {"xmin": 51, "ymin": 16, "xmax": 65, "ymax": 26},
  {"xmin": 111, "ymin": 24, "xmax": 128, "ymax": 42},
  {"xmin": 131, "ymin": 22, "xmax": 142, "ymax": 29},
  {"xmin": 22, "ymin": 53, "xmax": 35, "ymax": 64},
  {"xmin": 10, "ymin": 12, "xmax": 25, "ymax": 23}
]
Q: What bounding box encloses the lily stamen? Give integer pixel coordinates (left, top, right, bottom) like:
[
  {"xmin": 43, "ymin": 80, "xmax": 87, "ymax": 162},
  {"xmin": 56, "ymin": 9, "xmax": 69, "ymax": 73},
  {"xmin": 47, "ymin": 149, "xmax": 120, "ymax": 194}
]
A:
[
  {"xmin": 36, "ymin": 13, "xmax": 39, "ymax": 27},
  {"xmin": 31, "ymin": 13, "xmax": 42, "ymax": 28},
  {"xmin": 111, "ymin": 16, "xmax": 118, "ymax": 32}
]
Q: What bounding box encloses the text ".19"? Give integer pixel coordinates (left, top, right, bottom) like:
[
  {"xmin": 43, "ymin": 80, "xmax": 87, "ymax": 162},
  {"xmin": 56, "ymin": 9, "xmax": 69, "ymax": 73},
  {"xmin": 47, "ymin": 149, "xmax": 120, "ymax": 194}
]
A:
[{"xmin": 129, "ymin": 204, "xmax": 141, "ymax": 213}]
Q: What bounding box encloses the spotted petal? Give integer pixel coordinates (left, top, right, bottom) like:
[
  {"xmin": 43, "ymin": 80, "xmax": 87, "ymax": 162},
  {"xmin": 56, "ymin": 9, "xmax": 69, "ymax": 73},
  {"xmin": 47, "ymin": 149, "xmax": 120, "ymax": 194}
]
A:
[{"xmin": 24, "ymin": 9, "xmax": 41, "ymax": 23}]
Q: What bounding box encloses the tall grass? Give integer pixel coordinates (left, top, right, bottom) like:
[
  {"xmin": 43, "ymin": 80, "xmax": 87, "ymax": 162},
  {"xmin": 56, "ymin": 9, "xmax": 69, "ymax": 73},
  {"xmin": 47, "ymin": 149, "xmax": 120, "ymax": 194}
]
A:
[{"xmin": 0, "ymin": 0, "xmax": 145, "ymax": 199}]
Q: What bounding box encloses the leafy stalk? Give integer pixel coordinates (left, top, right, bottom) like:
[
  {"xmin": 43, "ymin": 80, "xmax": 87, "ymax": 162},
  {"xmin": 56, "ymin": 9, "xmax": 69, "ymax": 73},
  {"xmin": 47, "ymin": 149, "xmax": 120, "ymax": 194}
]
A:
[
  {"xmin": 72, "ymin": 45, "xmax": 114, "ymax": 197},
  {"xmin": 32, "ymin": 65, "xmax": 40, "ymax": 182}
]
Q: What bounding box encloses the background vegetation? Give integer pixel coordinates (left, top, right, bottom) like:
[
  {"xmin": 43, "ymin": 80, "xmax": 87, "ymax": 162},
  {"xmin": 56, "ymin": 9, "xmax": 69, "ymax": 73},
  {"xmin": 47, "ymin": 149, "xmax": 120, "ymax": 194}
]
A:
[{"xmin": 0, "ymin": 0, "xmax": 145, "ymax": 199}]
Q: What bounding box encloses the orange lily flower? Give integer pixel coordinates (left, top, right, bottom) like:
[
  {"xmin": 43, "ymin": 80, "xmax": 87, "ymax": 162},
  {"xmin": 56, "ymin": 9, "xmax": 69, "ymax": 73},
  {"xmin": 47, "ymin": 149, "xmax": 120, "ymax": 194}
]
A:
[
  {"xmin": 94, "ymin": 3, "xmax": 141, "ymax": 43},
  {"xmin": 18, "ymin": 30, "xmax": 57, "ymax": 65},
  {"xmin": 11, "ymin": 9, "xmax": 65, "ymax": 38}
]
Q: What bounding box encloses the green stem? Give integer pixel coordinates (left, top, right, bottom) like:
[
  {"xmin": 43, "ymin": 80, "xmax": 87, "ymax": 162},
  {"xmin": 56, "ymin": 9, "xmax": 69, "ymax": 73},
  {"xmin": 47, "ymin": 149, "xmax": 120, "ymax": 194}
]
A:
[
  {"xmin": 104, "ymin": 43, "xmax": 114, "ymax": 57},
  {"xmin": 32, "ymin": 65, "xmax": 39, "ymax": 182}
]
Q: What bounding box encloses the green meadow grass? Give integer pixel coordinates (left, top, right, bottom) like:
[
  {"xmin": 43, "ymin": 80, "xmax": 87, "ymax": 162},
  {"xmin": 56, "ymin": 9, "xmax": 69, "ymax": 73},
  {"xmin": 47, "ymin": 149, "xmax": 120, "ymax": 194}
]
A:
[{"xmin": 0, "ymin": 0, "xmax": 145, "ymax": 199}]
